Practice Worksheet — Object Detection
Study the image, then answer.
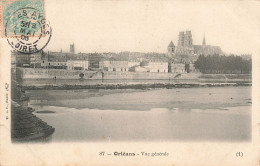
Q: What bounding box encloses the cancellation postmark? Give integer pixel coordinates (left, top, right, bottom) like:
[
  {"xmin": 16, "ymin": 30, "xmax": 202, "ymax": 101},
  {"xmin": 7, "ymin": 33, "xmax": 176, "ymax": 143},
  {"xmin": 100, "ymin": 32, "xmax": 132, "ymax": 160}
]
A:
[{"xmin": 5, "ymin": 7, "xmax": 52, "ymax": 53}]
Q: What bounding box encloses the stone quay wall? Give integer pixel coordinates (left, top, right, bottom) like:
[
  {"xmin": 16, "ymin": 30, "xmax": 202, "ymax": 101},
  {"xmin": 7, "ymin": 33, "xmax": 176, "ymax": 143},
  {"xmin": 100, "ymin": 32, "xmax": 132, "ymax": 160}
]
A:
[
  {"xmin": 16, "ymin": 68, "xmax": 185, "ymax": 80},
  {"xmin": 15, "ymin": 68, "xmax": 251, "ymax": 81}
]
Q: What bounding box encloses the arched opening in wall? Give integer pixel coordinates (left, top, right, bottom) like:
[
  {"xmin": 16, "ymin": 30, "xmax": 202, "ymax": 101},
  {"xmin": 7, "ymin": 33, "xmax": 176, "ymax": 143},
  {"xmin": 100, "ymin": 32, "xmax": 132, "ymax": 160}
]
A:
[{"xmin": 79, "ymin": 73, "xmax": 84, "ymax": 80}]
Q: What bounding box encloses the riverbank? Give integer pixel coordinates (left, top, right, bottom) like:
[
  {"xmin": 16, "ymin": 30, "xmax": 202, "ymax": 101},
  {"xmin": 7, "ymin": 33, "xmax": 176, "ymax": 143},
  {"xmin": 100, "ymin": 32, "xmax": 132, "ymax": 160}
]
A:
[
  {"xmin": 21, "ymin": 82, "xmax": 251, "ymax": 91},
  {"xmin": 12, "ymin": 104, "xmax": 55, "ymax": 142},
  {"xmin": 27, "ymin": 86, "xmax": 251, "ymax": 110}
]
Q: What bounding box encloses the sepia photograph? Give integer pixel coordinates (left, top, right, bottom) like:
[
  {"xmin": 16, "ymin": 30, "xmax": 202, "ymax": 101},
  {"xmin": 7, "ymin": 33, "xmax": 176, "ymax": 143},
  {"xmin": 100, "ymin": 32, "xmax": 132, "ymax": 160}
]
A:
[{"xmin": 0, "ymin": 0, "xmax": 259, "ymax": 165}]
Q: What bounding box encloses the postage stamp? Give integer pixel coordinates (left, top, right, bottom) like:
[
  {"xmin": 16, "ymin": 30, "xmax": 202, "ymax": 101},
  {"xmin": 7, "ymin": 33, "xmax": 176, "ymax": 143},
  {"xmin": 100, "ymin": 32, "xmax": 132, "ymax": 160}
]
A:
[
  {"xmin": 1, "ymin": 0, "xmax": 52, "ymax": 53},
  {"xmin": 1, "ymin": 0, "xmax": 45, "ymax": 37}
]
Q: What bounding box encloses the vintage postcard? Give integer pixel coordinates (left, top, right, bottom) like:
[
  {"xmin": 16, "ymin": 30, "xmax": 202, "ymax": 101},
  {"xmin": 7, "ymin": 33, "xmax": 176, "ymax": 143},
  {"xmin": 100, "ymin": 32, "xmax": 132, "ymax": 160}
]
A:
[{"xmin": 0, "ymin": 0, "xmax": 259, "ymax": 165}]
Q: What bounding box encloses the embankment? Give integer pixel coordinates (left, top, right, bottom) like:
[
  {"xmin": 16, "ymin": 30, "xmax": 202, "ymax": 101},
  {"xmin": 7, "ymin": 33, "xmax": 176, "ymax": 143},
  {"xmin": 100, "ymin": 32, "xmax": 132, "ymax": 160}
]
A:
[
  {"xmin": 11, "ymin": 81, "xmax": 55, "ymax": 142},
  {"xmin": 16, "ymin": 68, "xmax": 196, "ymax": 80}
]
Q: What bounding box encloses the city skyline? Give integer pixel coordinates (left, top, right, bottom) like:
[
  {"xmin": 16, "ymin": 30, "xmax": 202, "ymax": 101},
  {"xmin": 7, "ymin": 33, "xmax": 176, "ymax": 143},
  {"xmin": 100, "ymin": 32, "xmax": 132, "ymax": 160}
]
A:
[{"xmin": 44, "ymin": 0, "xmax": 259, "ymax": 54}]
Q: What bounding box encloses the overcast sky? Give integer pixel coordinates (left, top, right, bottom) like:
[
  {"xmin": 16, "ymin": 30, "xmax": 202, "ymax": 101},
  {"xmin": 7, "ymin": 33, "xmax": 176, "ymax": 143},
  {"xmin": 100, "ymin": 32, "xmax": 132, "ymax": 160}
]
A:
[{"xmin": 45, "ymin": 0, "xmax": 260, "ymax": 55}]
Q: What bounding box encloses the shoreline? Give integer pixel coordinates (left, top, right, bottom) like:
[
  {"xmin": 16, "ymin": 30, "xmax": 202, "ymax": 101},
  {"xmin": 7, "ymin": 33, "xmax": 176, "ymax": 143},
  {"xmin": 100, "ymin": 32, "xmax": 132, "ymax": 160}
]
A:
[
  {"xmin": 21, "ymin": 82, "xmax": 252, "ymax": 90},
  {"xmin": 27, "ymin": 86, "xmax": 251, "ymax": 111}
]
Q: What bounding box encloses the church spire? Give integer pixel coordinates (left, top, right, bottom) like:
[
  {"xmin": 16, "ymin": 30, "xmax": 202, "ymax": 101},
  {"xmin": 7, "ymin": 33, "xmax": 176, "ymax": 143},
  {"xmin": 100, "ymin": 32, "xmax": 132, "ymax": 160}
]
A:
[
  {"xmin": 168, "ymin": 41, "xmax": 175, "ymax": 47},
  {"xmin": 202, "ymin": 33, "xmax": 206, "ymax": 45}
]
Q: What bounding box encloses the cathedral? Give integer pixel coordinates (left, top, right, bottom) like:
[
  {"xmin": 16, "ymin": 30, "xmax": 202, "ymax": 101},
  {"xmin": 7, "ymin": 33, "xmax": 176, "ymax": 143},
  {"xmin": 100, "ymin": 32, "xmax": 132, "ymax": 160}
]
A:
[{"xmin": 167, "ymin": 31, "xmax": 223, "ymax": 59}]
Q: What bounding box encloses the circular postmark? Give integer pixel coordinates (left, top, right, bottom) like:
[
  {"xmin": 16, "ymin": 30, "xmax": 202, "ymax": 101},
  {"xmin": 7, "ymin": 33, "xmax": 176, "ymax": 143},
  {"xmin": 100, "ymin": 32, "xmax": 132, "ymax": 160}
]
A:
[{"xmin": 5, "ymin": 7, "xmax": 52, "ymax": 54}]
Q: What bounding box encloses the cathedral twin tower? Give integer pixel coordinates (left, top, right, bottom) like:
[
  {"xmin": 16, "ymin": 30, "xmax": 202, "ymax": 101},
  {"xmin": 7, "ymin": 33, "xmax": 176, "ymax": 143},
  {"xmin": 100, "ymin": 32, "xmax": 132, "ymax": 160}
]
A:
[
  {"xmin": 168, "ymin": 31, "xmax": 194, "ymax": 57},
  {"xmin": 178, "ymin": 31, "xmax": 193, "ymax": 47}
]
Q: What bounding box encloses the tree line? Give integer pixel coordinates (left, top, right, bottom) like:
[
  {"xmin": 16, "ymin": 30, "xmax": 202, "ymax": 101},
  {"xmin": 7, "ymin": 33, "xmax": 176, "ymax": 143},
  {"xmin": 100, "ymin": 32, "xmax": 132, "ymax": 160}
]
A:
[{"xmin": 194, "ymin": 54, "xmax": 252, "ymax": 74}]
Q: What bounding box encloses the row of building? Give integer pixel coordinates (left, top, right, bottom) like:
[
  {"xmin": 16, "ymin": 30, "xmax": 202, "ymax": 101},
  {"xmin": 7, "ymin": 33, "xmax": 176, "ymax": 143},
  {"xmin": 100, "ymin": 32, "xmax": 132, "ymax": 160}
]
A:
[
  {"xmin": 12, "ymin": 50, "xmax": 196, "ymax": 73},
  {"xmin": 14, "ymin": 30, "xmax": 221, "ymax": 74}
]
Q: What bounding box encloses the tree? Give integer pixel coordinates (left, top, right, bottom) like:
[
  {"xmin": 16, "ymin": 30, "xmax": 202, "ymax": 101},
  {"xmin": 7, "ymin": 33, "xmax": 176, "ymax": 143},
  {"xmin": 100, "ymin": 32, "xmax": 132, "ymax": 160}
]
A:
[{"xmin": 194, "ymin": 54, "xmax": 252, "ymax": 74}]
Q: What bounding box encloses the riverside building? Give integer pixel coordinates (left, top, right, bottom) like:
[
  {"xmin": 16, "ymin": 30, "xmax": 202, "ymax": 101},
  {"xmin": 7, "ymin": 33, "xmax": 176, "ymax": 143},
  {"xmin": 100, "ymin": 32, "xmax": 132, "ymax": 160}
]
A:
[{"xmin": 67, "ymin": 59, "xmax": 89, "ymax": 70}]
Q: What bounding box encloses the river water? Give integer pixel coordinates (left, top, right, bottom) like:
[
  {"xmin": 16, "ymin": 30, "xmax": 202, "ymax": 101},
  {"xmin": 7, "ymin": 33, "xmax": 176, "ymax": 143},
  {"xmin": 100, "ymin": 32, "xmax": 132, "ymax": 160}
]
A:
[{"xmin": 27, "ymin": 86, "xmax": 251, "ymax": 142}]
